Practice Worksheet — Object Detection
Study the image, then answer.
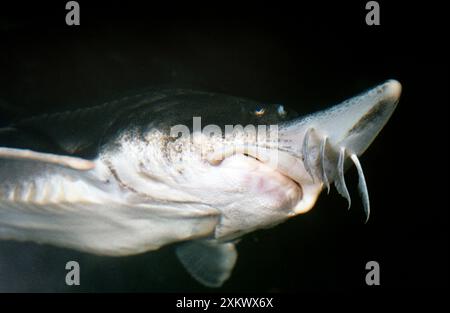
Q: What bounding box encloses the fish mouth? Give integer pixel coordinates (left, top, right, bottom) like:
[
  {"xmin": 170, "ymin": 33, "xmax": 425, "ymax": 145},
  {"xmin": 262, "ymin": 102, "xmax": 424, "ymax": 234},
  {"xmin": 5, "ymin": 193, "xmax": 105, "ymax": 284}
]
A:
[
  {"xmin": 244, "ymin": 151, "xmax": 323, "ymax": 216},
  {"xmin": 207, "ymin": 145, "xmax": 324, "ymax": 215},
  {"xmin": 240, "ymin": 151, "xmax": 303, "ymax": 192}
]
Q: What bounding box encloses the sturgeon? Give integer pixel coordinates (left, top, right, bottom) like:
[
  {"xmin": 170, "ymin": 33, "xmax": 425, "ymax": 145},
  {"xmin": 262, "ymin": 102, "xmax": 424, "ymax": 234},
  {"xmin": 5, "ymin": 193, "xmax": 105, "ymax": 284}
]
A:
[{"xmin": 0, "ymin": 80, "xmax": 401, "ymax": 287}]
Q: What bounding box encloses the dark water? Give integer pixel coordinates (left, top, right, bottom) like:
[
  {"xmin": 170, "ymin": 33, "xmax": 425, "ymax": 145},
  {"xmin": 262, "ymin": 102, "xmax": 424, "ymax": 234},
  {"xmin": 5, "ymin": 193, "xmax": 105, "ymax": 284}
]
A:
[{"xmin": 0, "ymin": 2, "xmax": 448, "ymax": 292}]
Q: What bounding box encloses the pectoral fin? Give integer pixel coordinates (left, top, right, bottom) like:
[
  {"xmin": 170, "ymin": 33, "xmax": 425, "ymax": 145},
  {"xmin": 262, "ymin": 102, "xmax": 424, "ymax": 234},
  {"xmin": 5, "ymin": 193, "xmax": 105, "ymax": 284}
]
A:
[{"xmin": 175, "ymin": 240, "xmax": 238, "ymax": 287}]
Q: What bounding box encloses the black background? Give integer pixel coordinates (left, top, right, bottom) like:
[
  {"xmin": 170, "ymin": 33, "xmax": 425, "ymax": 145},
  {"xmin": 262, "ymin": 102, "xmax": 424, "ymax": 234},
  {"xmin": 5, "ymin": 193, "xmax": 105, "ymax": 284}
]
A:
[{"xmin": 0, "ymin": 0, "xmax": 448, "ymax": 294}]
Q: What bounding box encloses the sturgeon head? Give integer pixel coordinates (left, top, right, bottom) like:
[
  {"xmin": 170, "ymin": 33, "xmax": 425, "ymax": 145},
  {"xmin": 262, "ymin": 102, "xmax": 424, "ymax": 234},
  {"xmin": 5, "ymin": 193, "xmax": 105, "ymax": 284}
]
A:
[{"xmin": 101, "ymin": 79, "xmax": 401, "ymax": 243}]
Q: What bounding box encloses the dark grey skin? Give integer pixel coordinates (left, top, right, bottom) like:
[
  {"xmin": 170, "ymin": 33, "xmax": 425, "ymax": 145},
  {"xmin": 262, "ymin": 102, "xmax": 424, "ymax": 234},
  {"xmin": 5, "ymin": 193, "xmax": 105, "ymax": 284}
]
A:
[{"xmin": 2, "ymin": 89, "xmax": 298, "ymax": 156}]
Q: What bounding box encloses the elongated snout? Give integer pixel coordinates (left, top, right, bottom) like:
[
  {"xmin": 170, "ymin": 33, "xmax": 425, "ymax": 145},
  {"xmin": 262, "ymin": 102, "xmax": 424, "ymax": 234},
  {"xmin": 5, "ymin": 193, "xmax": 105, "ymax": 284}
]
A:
[
  {"xmin": 330, "ymin": 79, "xmax": 401, "ymax": 156},
  {"xmin": 290, "ymin": 79, "xmax": 401, "ymax": 156},
  {"xmin": 277, "ymin": 80, "xmax": 401, "ymax": 222}
]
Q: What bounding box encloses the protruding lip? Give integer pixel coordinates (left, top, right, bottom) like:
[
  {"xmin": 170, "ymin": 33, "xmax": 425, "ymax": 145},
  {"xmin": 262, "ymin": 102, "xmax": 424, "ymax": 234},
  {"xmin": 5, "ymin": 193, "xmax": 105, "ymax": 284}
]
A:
[
  {"xmin": 208, "ymin": 145, "xmax": 323, "ymax": 214},
  {"xmin": 208, "ymin": 145, "xmax": 310, "ymax": 186}
]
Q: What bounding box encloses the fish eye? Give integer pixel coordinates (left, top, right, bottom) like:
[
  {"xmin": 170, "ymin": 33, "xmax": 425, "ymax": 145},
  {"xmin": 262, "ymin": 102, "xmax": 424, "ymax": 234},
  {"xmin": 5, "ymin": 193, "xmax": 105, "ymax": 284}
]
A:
[
  {"xmin": 253, "ymin": 106, "xmax": 266, "ymax": 117},
  {"xmin": 277, "ymin": 105, "xmax": 287, "ymax": 117}
]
